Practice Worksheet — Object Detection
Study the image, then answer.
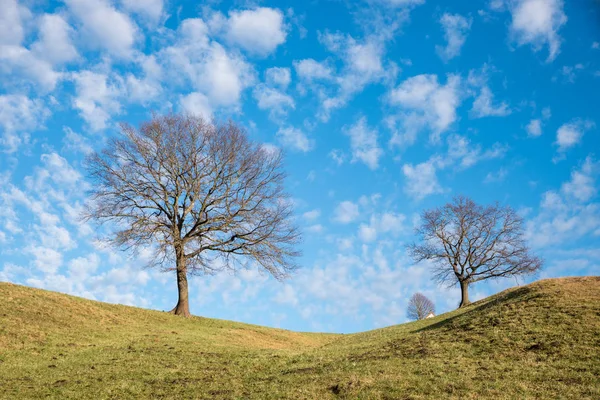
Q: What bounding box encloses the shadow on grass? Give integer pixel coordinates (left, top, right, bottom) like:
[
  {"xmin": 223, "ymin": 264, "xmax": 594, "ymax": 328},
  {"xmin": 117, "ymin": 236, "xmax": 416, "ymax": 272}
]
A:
[{"xmin": 413, "ymin": 286, "xmax": 544, "ymax": 334}]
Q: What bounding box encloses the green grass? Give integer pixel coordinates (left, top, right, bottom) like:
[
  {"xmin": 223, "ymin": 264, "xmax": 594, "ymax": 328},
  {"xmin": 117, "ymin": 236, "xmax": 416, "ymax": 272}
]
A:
[{"xmin": 1, "ymin": 276, "xmax": 599, "ymax": 399}]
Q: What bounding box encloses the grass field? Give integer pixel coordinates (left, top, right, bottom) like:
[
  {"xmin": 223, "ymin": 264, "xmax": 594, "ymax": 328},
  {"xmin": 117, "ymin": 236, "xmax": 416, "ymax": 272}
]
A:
[{"xmin": 1, "ymin": 276, "xmax": 599, "ymax": 399}]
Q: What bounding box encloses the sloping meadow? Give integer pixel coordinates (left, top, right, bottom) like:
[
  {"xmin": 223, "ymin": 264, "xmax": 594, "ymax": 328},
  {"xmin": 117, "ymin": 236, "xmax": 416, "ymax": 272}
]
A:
[{"xmin": 0, "ymin": 277, "xmax": 598, "ymax": 399}]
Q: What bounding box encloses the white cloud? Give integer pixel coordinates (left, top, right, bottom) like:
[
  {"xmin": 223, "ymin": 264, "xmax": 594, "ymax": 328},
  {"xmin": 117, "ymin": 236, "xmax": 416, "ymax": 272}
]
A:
[
  {"xmin": 329, "ymin": 149, "xmax": 345, "ymax": 166},
  {"xmin": 333, "ymin": 201, "xmax": 360, "ymax": 224},
  {"xmin": 71, "ymin": 70, "xmax": 123, "ymax": 131},
  {"xmin": 358, "ymin": 212, "xmax": 406, "ymax": 243},
  {"xmin": 126, "ymin": 54, "xmax": 162, "ymax": 104},
  {"xmin": 467, "ymin": 64, "xmax": 511, "ymax": 118},
  {"xmin": 40, "ymin": 152, "xmax": 82, "ymax": 187},
  {"xmin": 276, "ymin": 127, "xmax": 313, "ymax": 152},
  {"xmin": 402, "ymin": 160, "xmax": 444, "ymax": 200},
  {"xmin": 370, "ymin": 0, "xmax": 425, "ymax": 7},
  {"xmin": 62, "ymin": 127, "xmax": 93, "ymax": 154},
  {"xmin": 180, "ymin": 92, "xmax": 212, "ymax": 118},
  {"xmin": 343, "ymin": 117, "xmax": 383, "ymax": 170},
  {"xmin": 508, "ymin": 0, "xmax": 567, "ymax": 62},
  {"xmin": 160, "ymin": 18, "xmax": 255, "ymax": 111},
  {"xmin": 265, "ymin": 67, "xmax": 291, "ymax": 88},
  {"xmin": 527, "ymin": 157, "xmax": 600, "ymax": 247},
  {"xmin": 436, "ymin": 13, "xmax": 472, "ymax": 62},
  {"xmin": 561, "ymin": 157, "xmax": 598, "ymax": 202},
  {"xmin": 66, "ymin": 0, "xmax": 138, "ymax": 58},
  {"xmin": 542, "ymin": 107, "xmax": 552, "ymax": 119},
  {"xmin": 446, "ymin": 134, "xmax": 507, "ymax": 168},
  {"xmin": 26, "ymin": 245, "xmax": 63, "ymax": 274},
  {"xmin": 253, "ymin": 85, "xmax": 295, "ymax": 118},
  {"xmin": 559, "ymin": 64, "xmax": 584, "ymax": 84},
  {"xmin": 555, "ymin": 119, "xmax": 595, "ymax": 155},
  {"xmin": 317, "ymin": 32, "xmax": 395, "ymax": 120},
  {"xmin": 0, "ymin": 0, "xmax": 30, "ymax": 46},
  {"xmin": 293, "ymin": 59, "xmax": 333, "ymax": 81},
  {"xmin": 471, "ymin": 86, "xmax": 511, "ymax": 117},
  {"xmin": 121, "ymin": 0, "xmax": 164, "ymax": 23},
  {"xmin": 0, "ymin": 45, "xmax": 61, "ymax": 92},
  {"xmin": 527, "ymin": 119, "xmax": 542, "ymax": 137},
  {"xmin": 484, "ymin": 168, "xmax": 508, "ymax": 183},
  {"xmin": 274, "ymin": 284, "xmax": 298, "ymax": 306},
  {"xmin": 0, "ymin": 94, "xmax": 49, "ymax": 153},
  {"xmin": 31, "ymin": 14, "xmax": 78, "ymax": 65},
  {"xmin": 303, "ymin": 209, "xmax": 321, "ymax": 221},
  {"xmin": 388, "ymin": 74, "xmax": 461, "ymax": 145},
  {"xmin": 226, "ymin": 8, "xmax": 287, "ymax": 56}
]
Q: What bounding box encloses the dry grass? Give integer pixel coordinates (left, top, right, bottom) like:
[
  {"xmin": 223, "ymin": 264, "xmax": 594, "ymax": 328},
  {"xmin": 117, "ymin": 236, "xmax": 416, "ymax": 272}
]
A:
[{"xmin": 1, "ymin": 276, "xmax": 599, "ymax": 399}]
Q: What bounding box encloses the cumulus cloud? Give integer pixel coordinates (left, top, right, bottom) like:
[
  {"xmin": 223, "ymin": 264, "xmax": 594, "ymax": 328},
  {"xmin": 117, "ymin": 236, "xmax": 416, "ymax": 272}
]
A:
[
  {"xmin": 160, "ymin": 18, "xmax": 255, "ymax": 111},
  {"xmin": 467, "ymin": 65, "xmax": 511, "ymax": 118},
  {"xmin": 402, "ymin": 160, "xmax": 444, "ymax": 201},
  {"xmin": 484, "ymin": 168, "xmax": 508, "ymax": 184},
  {"xmin": 369, "ymin": 0, "xmax": 425, "ymax": 7},
  {"xmin": 343, "ymin": 117, "xmax": 383, "ymax": 170},
  {"xmin": 401, "ymin": 134, "xmax": 507, "ymax": 200},
  {"xmin": 527, "ymin": 157, "xmax": 600, "ymax": 247},
  {"xmin": 126, "ymin": 54, "xmax": 162, "ymax": 104},
  {"xmin": 1, "ymin": 10, "xmax": 76, "ymax": 92},
  {"xmin": 265, "ymin": 67, "xmax": 291, "ymax": 88},
  {"xmin": 180, "ymin": 92, "xmax": 212, "ymax": 119},
  {"xmin": 358, "ymin": 212, "xmax": 405, "ymax": 243},
  {"xmin": 554, "ymin": 119, "xmax": 595, "ymax": 159},
  {"xmin": 253, "ymin": 84, "xmax": 295, "ymax": 119},
  {"xmin": 446, "ymin": 134, "xmax": 508, "ymax": 168},
  {"xmin": 26, "ymin": 245, "xmax": 63, "ymax": 274},
  {"xmin": 0, "ymin": 95, "xmax": 49, "ymax": 153},
  {"xmin": 527, "ymin": 119, "xmax": 542, "ymax": 137},
  {"xmin": 0, "ymin": 0, "xmax": 30, "ymax": 46},
  {"xmin": 31, "ymin": 14, "xmax": 79, "ymax": 65},
  {"xmin": 276, "ymin": 127, "xmax": 313, "ymax": 152},
  {"xmin": 333, "ymin": 201, "xmax": 360, "ymax": 224},
  {"xmin": 0, "ymin": 45, "xmax": 61, "ymax": 92},
  {"xmin": 471, "ymin": 86, "xmax": 511, "ymax": 117},
  {"xmin": 316, "ymin": 32, "xmax": 396, "ymax": 120},
  {"xmin": 388, "ymin": 74, "xmax": 461, "ymax": 145},
  {"xmin": 303, "ymin": 209, "xmax": 321, "ymax": 221},
  {"xmin": 561, "ymin": 157, "xmax": 598, "ymax": 202},
  {"xmin": 65, "ymin": 0, "xmax": 138, "ymax": 58},
  {"xmin": 507, "ymin": 0, "xmax": 567, "ymax": 62},
  {"xmin": 121, "ymin": 0, "xmax": 164, "ymax": 23},
  {"xmin": 71, "ymin": 70, "xmax": 123, "ymax": 130},
  {"xmin": 225, "ymin": 8, "xmax": 287, "ymax": 56},
  {"xmin": 293, "ymin": 59, "xmax": 333, "ymax": 81},
  {"xmin": 436, "ymin": 13, "xmax": 472, "ymax": 62}
]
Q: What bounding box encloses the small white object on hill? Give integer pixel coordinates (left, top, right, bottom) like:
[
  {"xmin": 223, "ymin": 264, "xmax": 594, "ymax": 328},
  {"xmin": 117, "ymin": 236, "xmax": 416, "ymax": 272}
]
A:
[{"xmin": 425, "ymin": 312, "xmax": 435, "ymax": 319}]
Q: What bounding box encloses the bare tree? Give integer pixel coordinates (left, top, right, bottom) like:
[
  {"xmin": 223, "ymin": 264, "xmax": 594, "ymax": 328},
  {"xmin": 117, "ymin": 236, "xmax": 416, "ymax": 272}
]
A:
[
  {"xmin": 84, "ymin": 114, "xmax": 301, "ymax": 317},
  {"xmin": 408, "ymin": 196, "xmax": 542, "ymax": 308},
  {"xmin": 407, "ymin": 292, "xmax": 435, "ymax": 320}
]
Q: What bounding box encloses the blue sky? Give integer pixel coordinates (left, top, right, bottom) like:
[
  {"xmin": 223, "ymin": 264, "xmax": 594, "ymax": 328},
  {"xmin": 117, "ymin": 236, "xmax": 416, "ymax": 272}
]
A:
[{"xmin": 1, "ymin": 0, "xmax": 599, "ymax": 333}]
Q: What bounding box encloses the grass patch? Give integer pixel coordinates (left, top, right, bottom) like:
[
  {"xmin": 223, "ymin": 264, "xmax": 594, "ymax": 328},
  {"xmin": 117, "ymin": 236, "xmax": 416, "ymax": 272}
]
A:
[{"xmin": 1, "ymin": 277, "xmax": 599, "ymax": 399}]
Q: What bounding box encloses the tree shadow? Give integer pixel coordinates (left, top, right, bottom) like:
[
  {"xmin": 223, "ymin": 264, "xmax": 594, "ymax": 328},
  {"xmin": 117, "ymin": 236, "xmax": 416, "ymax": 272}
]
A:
[{"xmin": 413, "ymin": 286, "xmax": 542, "ymax": 334}]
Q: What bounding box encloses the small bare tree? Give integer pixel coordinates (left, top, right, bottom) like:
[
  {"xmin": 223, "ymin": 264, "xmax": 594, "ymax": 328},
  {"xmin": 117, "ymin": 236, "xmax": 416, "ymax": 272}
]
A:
[
  {"xmin": 407, "ymin": 292, "xmax": 435, "ymax": 320},
  {"xmin": 85, "ymin": 114, "xmax": 301, "ymax": 317},
  {"xmin": 408, "ymin": 196, "xmax": 542, "ymax": 308}
]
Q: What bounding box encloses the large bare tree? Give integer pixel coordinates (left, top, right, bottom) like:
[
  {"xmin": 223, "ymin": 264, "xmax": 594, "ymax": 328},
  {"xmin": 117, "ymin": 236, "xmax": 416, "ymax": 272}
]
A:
[
  {"xmin": 406, "ymin": 292, "xmax": 435, "ymax": 321},
  {"xmin": 85, "ymin": 114, "xmax": 301, "ymax": 317},
  {"xmin": 408, "ymin": 196, "xmax": 542, "ymax": 308}
]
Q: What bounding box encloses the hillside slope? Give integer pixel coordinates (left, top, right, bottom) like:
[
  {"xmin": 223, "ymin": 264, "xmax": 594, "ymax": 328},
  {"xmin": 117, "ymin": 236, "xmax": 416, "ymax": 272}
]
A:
[{"xmin": 0, "ymin": 277, "xmax": 599, "ymax": 399}]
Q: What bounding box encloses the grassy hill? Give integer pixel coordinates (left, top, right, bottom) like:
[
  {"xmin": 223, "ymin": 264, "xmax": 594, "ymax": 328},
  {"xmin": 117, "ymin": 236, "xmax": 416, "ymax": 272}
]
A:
[{"xmin": 1, "ymin": 277, "xmax": 599, "ymax": 399}]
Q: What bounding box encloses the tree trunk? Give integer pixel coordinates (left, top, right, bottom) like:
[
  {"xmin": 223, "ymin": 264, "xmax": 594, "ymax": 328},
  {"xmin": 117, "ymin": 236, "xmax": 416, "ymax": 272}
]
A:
[
  {"xmin": 169, "ymin": 246, "xmax": 191, "ymax": 317},
  {"xmin": 459, "ymin": 280, "xmax": 470, "ymax": 308}
]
